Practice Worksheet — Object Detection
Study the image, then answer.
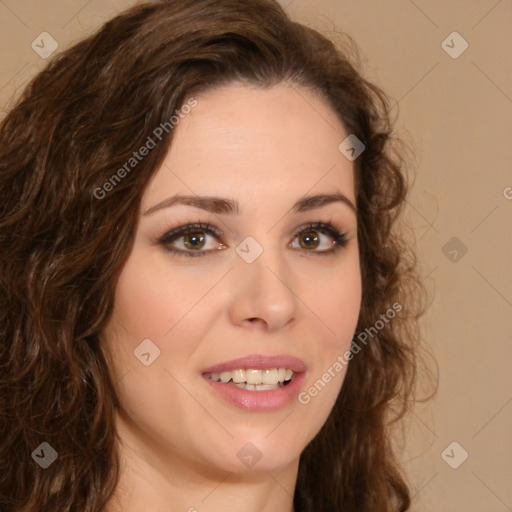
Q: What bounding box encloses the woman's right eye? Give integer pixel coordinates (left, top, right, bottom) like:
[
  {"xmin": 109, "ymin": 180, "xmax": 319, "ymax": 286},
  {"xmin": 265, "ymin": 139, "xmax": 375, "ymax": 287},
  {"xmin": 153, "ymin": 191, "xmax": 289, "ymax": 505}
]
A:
[{"xmin": 158, "ymin": 223, "xmax": 226, "ymax": 258}]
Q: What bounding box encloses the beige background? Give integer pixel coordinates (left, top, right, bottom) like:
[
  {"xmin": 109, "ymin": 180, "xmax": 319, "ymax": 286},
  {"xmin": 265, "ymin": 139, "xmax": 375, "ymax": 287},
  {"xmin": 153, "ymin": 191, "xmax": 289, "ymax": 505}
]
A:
[{"xmin": 1, "ymin": 1, "xmax": 511, "ymax": 510}]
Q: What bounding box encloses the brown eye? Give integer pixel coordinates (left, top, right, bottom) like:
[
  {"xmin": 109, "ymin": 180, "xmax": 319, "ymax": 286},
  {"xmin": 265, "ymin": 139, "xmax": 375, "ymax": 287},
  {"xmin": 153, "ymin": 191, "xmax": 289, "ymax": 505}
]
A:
[
  {"xmin": 183, "ymin": 231, "xmax": 206, "ymax": 250},
  {"xmin": 158, "ymin": 223, "xmax": 225, "ymax": 257},
  {"xmin": 298, "ymin": 231, "xmax": 320, "ymax": 249},
  {"xmin": 290, "ymin": 222, "xmax": 347, "ymax": 255}
]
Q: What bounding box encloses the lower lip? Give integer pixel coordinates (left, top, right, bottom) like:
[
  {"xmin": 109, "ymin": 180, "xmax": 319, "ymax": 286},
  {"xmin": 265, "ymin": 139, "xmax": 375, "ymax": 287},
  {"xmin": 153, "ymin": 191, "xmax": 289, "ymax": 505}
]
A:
[{"xmin": 203, "ymin": 373, "xmax": 306, "ymax": 411}]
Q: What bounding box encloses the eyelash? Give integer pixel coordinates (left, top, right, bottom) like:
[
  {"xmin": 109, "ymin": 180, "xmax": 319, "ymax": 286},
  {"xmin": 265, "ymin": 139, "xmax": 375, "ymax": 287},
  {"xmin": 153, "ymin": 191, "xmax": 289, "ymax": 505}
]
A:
[{"xmin": 157, "ymin": 221, "xmax": 348, "ymax": 259}]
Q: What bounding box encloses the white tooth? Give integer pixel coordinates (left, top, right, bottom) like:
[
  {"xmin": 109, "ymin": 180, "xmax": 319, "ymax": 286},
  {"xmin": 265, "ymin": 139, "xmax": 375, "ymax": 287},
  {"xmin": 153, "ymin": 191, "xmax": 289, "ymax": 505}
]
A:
[
  {"xmin": 234, "ymin": 382, "xmax": 246, "ymax": 389},
  {"xmin": 262, "ymin": 369, "xmax": 279, "ymax": 385},
  {"xmin": 232, "ymin": 369, "xmax": 246, "ymax": 383},
  {"xmin": 220, "ymin": 371, "xmax": 231, "ymax": 383},
  {"xmin": 245, "ymin": 384, "xmax": 256, "ymax": 390},
  {"xmin": 211, "ymin": 372, "xmax": 220, "ymax": 382},
  {"xmin": 255, "ymin": 384, "xmax": 278, "ymax": 391},
  {"xmin": 277, "ymin": 368, "xmax": 286, "ymax": 382},
  {"xmin": 285, "ymin": 369, "xmax": 293, "ymax": 381},
  {"xmin": 246, "ymin": 369, "xmax": 263, "ymax": 384}
]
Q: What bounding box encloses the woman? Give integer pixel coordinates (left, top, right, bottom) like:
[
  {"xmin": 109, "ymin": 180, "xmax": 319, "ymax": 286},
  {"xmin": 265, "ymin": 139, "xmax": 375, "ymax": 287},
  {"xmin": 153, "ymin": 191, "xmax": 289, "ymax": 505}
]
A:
[{"xmin": 0, "ymin": 0, "xmax": 427, "ymax": 510}]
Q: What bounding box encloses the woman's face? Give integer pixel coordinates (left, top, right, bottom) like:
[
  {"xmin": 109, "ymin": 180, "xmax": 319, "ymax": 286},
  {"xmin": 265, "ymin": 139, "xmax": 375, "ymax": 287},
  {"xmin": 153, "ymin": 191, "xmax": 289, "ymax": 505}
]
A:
[{"xmin": 101, "ymin": 82, "xmax": 361, "ymax": 477}]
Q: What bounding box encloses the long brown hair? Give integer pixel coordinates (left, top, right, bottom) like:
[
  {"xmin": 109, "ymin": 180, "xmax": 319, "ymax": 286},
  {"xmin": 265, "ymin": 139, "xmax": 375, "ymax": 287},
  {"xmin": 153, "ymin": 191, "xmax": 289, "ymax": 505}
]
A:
[{"xmin": 0, "ymin": 1, "xmax": 429, "ymax": 510}]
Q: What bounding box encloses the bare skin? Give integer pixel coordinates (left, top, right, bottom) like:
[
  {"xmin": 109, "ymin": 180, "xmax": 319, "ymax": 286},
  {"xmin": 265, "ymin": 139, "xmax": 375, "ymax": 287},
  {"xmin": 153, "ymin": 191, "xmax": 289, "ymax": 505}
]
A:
[{"xmin": 102, "ymin": 82, "xmax": 361, "ymax": 512}]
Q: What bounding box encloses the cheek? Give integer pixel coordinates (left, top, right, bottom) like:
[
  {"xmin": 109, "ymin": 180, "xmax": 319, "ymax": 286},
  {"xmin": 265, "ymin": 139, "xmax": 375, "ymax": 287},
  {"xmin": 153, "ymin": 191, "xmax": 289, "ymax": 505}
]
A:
[
  {"xmin": 102, "ymin": 249, "xmax": 229, "ymax": 392},
  {"xmin": 101, "ymin": 254, "xmax": 216, "ymax": 449},
  {"xmin": 110, "ymin": 250, "xmax": 219, "ymax": 340},
  {"xmin": 306, "ymin": 254, "xmax": 362, "ymax": 347},
  {"xmin": 298, "ymin": 256, "xmax": 361, "ymax": 412},
  {"xmin": 325, "ymin": 275, "xmax": 362, "ymax": 348}
]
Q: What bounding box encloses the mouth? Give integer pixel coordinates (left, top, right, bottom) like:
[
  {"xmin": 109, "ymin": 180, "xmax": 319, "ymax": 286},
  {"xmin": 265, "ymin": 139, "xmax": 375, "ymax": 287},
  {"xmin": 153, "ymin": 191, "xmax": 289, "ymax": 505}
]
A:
[
  {"xmin": 203, "ymin": 368, "xmax": 295, "ymax": 391},
  {"xmin": 201, "ymin": 354, "xmax": 307, "ymax": 411}
]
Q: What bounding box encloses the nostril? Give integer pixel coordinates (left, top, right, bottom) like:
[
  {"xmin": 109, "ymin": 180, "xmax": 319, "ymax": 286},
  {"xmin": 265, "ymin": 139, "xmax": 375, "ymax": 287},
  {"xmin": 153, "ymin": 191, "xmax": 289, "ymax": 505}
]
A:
[{"xmin": 247, "ymin": 318, "xmax": 266, "ymax": 326}]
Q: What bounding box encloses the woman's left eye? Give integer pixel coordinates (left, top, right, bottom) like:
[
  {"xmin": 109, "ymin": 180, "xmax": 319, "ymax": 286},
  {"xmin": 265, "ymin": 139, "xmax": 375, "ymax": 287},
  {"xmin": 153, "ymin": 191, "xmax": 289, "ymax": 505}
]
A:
[
  {"xmin": 158, "ymin": 222, "xmax": 347, "ymax": 258},
  {"xmin": 290, "ymin": 223, "xmax": 348, "ymax": 254}
]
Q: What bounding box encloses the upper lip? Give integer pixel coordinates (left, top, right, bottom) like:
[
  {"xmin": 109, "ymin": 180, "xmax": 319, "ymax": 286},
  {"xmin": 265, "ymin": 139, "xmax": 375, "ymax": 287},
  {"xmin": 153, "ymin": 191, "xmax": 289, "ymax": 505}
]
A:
[{"xmin": 202, "ymin": 354, "xmax": 307, "ymax": 374}]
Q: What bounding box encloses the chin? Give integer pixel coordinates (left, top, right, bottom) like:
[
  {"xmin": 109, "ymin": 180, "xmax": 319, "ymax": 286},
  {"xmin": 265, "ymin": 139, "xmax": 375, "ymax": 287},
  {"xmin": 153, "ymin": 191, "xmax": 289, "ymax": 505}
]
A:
[{"xmin": 202, "ymin": 434, "xmax": 305, "ymax": 475}]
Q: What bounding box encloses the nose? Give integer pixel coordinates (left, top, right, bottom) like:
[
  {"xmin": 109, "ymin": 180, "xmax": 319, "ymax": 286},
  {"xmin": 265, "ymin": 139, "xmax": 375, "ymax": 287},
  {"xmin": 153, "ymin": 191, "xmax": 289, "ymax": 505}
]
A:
[{"xmin": 227, "ymin": 244, "xmax": 298, "ymax": 332}]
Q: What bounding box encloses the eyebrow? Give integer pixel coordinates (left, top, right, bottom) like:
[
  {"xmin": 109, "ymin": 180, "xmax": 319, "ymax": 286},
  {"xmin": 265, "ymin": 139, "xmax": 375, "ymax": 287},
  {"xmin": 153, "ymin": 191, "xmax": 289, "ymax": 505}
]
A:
[{"xmin": 142, "ymin": 192, "xmax": 356, "ymax": 217}]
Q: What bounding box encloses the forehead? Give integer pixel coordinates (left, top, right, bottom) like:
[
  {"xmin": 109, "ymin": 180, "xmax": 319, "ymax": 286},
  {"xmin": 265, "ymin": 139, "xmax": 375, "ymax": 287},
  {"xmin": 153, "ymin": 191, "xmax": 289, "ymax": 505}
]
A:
[{"xmin": 141, "ymin": 83, "xmax": 354, "ymax": 212}]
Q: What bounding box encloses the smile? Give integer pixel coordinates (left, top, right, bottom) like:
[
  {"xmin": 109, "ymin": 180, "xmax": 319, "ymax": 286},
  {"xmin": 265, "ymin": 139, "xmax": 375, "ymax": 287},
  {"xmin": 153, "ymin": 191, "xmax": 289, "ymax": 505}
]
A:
[
  {"xmin": 204, "ymin": 368, "xmax": 294, "ymax": 391},
  {"xmin": 201, "ymin": 355, "xmax": 307, "ymax": 411}
]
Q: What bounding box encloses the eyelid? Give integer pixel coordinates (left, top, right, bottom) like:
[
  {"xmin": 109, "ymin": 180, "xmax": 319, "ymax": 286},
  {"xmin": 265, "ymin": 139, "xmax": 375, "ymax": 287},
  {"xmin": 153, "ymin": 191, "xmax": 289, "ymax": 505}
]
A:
[{"xmin": 158, "ymin": 222, "xmax": 222, "ymax": 245}]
